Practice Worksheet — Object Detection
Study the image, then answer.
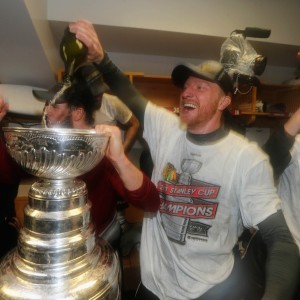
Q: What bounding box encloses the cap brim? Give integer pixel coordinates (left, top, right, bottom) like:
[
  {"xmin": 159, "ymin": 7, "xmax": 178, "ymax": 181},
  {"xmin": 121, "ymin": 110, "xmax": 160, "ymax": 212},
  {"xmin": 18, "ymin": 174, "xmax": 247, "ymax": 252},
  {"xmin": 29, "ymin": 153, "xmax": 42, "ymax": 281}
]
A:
[
  {"xmin": 172, "ymin": 63, "xmax": 233, "ymax": 94},
  {"xmin": 172, "ymin": 64, "xmax": 216, "ymax": 88},
  {"xmin": 32, "ymin": 89, "xmax": 53, "ymax": 102},
  {"xmin": 32, "ymin": 82, "xmax": 68, "ymax": 104}
]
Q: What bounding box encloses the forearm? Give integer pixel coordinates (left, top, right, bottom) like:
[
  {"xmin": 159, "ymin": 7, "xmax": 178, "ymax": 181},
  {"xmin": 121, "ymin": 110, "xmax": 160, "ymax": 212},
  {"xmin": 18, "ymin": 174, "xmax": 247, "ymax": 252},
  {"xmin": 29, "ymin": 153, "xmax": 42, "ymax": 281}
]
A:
[
  {"xmin": 110, "ymin": 152, "xmax": 143, "ymax": 191},
  {"xmin": 123, "ymin": 115, "xmax": 140, "ymax": 153},
  {"xmin": 262, "ymin": 126, "xmax": 294, "ymax": 178},
  {"xmin": 124, "ymin": 173, "xmax": 160, "ymax": 212},
  {"xmin": 284, "ymin": 107, "xmax": 300, "ymax": 136},
  {"xmin": 123, "ymin": 126, "xmax": 138, "ymax": 153},
  {"xmin": 110, "ymin": 150, "xmax": 159, "ymax": 211},
  {"xmin": 263, "ymin": 107, "xmax": 300, "ymax": 178},
  {"xmin": 258, "ymin": 210, "xmax": 299, "ymax": 300},
  {"xmin": 93, "ymin": 53, "xmax": 148, "ymax": 125}
]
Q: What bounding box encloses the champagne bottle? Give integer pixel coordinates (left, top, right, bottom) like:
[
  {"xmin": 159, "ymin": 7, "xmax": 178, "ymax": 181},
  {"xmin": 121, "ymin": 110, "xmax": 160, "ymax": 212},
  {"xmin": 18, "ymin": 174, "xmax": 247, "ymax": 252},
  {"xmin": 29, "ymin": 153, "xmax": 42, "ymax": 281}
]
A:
[{"xmin": 59, "ymin": 27, "xmax": 88, "ymax": 83}]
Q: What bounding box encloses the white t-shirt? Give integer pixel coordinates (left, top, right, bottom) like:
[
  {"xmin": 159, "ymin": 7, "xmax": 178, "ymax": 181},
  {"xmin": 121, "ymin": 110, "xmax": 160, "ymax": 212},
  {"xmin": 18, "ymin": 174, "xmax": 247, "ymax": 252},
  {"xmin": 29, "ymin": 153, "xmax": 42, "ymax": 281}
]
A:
[
  {"xmin": 278, "ymin": 135, "xmax": 300, "ymax": 253},
  {"xmin": 140, "ymin": 102, "xmax": 281, "ymax": 300},
  {"xmin": 94, "ymin": 93, "xmax": 132, "ymax": 126}
]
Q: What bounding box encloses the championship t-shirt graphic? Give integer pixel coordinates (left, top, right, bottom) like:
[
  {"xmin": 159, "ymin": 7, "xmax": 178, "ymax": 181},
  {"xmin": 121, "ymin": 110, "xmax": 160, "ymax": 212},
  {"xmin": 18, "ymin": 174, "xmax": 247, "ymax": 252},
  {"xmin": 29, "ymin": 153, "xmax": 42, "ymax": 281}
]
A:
[{"xmin": 158, "ymin": 159, "xmax": 220, "ymax": 244}]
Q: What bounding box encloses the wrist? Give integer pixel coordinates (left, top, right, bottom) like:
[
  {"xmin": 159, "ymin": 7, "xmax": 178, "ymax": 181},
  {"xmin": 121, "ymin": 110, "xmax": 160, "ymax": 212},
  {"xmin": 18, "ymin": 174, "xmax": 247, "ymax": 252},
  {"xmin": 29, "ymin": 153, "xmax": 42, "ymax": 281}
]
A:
[
  {"xmin": 284, "ymin": 112, "xmax": 300, "ymax": 136},
  {"xmin": 93, "ymin": 52, "xmax": 109, "ymax": 70},
  {"xmin": 110, "ymin": 153, "xmax": 130, "ymax": 173}
]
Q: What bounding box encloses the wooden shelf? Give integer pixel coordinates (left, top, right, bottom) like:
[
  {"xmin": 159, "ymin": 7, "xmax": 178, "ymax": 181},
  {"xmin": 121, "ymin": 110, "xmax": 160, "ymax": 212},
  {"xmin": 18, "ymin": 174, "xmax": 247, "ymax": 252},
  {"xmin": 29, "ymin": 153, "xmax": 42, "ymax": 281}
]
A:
[
  {"xmin": 232, "ymin": 111, "xmax": 292, "ymax": 117},
  {"xmin": 230, "ymin": 83, "xmax": 300, "ymax": 127}
]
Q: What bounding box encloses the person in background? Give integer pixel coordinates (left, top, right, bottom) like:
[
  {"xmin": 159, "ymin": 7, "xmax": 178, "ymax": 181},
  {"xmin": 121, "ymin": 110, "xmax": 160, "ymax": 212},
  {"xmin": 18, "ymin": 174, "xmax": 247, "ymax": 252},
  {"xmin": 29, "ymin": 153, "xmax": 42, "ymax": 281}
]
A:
[
  {"xmin": 63, "ymin": 62, "xmax": 140, "ymax": 153},
  {"xmin": 94, "ymin": 92, "xmax": 139, "ymax": 154},
  {"xmin": 35, "ymin": 66, "xmax": 160, "ymax": 299},
  {"xmin": 0, "ymin": 98, "xmax": 24, "ymax": 259},
  {"xmin": 69, "ymin": 19, "xmax": 299, "ymax": 300},
  {"xmin": 236, "ymin": 108, "xmax": 300, "ymax": 300},
  {"xmin": 33, "ymin": 63, "xmax": 159, "ymax": 251},
  {"xmin": 35, "ymin": 63, "xmax": 140, "ymax": 233},
  {"xmin": 93, "ymin": 93, "xmax": 140, "ymax": 233},
  {"xmin": 263, "ymin": 106, "xmax": 300, "ymax": 181},
  {"xmin": 262, "ymin": 107, "xmax": 300, "ymax": 300}
]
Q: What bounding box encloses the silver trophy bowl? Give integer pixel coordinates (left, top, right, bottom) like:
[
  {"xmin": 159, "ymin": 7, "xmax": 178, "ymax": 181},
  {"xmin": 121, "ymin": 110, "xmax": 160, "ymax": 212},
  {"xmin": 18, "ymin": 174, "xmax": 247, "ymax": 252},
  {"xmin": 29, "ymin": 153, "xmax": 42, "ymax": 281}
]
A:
[
  {"xmin": 0, "ymin": 127, "xmax": 121, "ymax": 300},
  {"xmin": 3, "ymin": 127, "xmax": 109, "ymax": 179}
]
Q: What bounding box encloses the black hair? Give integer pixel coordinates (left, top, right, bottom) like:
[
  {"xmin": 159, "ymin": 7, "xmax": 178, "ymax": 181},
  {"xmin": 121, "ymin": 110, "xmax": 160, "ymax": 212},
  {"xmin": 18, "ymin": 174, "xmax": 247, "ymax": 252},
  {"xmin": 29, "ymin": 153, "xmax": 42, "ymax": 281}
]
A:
[{"xmin": 63, "ymin": 81, "xmax": 101, "ymax": 126}]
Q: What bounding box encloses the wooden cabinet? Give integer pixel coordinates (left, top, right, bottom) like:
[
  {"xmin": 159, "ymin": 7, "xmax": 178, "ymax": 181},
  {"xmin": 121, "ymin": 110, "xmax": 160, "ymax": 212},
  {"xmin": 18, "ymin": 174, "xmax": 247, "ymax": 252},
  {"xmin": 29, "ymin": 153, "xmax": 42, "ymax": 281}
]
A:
[
  {"xmin": 126, "ymin": 72, "xmax": 180, "ymax": 111},
  {"xmin": 229, "ymin": 83, "xmax": 300, "ymax": 128}
]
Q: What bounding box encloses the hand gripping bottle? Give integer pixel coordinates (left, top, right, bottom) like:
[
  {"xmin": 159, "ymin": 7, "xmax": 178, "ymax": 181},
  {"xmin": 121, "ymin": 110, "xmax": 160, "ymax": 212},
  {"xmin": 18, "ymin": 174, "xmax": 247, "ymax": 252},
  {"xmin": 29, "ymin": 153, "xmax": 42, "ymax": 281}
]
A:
[{"xmin": 59, "ymin": 27, "xmax": 88, "ymax": 83}]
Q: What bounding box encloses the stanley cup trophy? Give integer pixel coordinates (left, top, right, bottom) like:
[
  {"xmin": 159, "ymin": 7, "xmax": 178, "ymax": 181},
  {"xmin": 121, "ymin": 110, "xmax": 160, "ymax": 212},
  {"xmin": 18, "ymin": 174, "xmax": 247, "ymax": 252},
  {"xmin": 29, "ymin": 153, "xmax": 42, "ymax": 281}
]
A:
[{"xmin": 0, "ymin": 127, "xmax": 121, "ymax": 299}]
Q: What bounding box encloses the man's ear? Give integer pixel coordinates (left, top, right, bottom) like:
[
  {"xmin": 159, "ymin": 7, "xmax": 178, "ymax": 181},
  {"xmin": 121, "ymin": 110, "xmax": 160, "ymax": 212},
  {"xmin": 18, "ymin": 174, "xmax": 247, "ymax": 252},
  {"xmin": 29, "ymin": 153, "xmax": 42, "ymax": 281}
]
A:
[
  {"xmin": 218, "ymin": 95, "xmax": 231, "ymax": 111},
  {"xmin": 72, "ymin": 107, "xmax": 85, "ymax": 122}
]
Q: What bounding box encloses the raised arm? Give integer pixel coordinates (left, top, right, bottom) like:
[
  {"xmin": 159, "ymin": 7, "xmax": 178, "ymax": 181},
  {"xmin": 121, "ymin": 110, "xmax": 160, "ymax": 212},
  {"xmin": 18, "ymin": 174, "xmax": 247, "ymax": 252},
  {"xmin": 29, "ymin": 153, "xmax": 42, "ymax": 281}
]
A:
[
  {"xmin": 69, "ymin": 20, "xmax": 148, "ymax": 125},
  {"xmin": 263, "ymin": 107, "xmax": 300, "ymax": 178},
  {"xmin": 95, "ymin": 124, "xmax": 159, "ymax": 211},
  {"xmin": 95, "ymin": 124, "xmax": 144, "ymax": 190},
  {"xmin": 258, "ymin": 211, "xmax": 299, "ymax": 300},
  {"xmin": 284, "ymin": 106, "xmax": 300, "ymax": 136}
]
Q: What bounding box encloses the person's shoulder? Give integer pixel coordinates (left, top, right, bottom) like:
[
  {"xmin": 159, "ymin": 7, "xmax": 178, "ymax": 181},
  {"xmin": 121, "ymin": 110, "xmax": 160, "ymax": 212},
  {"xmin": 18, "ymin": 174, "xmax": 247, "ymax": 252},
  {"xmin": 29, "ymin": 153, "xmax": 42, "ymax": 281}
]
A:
[
  {"xmin": 102, "ymin": 93, "xmax": 131, "ymax": 112},
  {"xmin": 145, "ymin": 102, "xmax": 180, "ymax": 126},
  {"xmin": 295, "ymin": 134, "xmax": 300, "ymax": 143},
  {"xmin": 227, "ymin": 130, "xmax": 247, "ymax": 143},
  {"xmin": 101, "ymin": 93, "xmax": 115, "ymax": 107},
  {"xmin": 228, "ymin": 130, "xmax": 266, "ymax": 156},
  {"xmin": 102, "ymin": 93, "xmax": 124, "ymax": 105},
  {"xmin": 291, "ymin": 134, "xmax": 300, "ymax": 154},
  {"xmin": 145, "ymin": 101, "xmax": 177, "ymax": 117}
]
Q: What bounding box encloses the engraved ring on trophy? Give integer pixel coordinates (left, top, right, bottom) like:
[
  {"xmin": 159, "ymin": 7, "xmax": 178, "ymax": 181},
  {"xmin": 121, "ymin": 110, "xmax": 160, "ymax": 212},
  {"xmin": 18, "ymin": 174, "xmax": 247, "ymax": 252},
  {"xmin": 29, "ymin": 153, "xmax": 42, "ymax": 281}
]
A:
[{"xmin": 0, "ymin": 127, "xmax": 121, "ymax": 300}]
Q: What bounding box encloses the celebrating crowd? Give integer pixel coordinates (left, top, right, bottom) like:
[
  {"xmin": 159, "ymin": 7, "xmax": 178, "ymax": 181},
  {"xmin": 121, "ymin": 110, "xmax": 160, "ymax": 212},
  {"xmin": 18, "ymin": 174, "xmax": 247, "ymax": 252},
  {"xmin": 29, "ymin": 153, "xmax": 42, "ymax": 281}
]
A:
[{"xmin": 0, "ymin": 19, "xmax": 299, "ymax": 300}]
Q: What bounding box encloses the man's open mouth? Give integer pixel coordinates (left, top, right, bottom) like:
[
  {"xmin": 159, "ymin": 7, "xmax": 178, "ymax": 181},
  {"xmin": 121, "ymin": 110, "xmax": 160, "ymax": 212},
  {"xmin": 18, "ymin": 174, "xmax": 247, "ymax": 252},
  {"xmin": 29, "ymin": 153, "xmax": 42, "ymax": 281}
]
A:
[{"xmin": 183, "ymin": 103, "xmax": 197, "ymax": 110}]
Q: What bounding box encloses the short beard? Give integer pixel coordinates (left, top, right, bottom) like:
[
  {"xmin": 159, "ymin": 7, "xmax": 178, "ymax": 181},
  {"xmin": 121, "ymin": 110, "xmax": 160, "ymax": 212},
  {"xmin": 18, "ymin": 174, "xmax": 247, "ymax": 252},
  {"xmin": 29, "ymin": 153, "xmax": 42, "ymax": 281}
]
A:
[{"xmin": 46, "ymin": 115, "xmax": 73, "ymax": 129}]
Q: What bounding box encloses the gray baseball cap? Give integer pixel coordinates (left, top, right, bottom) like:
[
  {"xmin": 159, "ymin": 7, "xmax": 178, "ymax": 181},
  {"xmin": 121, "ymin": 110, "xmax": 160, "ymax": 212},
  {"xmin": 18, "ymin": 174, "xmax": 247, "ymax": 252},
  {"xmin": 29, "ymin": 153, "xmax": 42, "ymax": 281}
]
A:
[{"xmin": 172, "ymin": 60, "xmax": 233, "ymax": 94}]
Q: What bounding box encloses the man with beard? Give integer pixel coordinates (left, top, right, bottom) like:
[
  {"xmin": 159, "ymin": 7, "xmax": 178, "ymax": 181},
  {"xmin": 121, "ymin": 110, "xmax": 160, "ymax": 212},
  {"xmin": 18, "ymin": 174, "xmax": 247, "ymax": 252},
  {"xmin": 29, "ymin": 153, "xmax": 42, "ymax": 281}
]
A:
[
  {"xmin": 1, "ymin": 82, "xmax": 159, "ymax": 298},
  {"xmin": 36, "ymin": 64, "xmax": 141, "ymax": 236},
  {"xmin": 68, "ymin": 19, "xmax": 299, "ymax": 300},
  {"xmin": 32, "ymin": 63, "xmax": 159, "ymax": 250}
]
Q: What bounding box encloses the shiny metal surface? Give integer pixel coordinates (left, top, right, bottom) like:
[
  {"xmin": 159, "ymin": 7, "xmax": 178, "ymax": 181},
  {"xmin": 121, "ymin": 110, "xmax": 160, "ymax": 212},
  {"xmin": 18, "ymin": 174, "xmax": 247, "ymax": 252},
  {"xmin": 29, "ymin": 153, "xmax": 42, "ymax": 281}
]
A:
[
  {"xmin": 0, "ymin": 127, "xmax": 120, "ymax": 300},
  {"xmin": 2, "ymin": 127, "xmax": 110, "ymax": 179}
]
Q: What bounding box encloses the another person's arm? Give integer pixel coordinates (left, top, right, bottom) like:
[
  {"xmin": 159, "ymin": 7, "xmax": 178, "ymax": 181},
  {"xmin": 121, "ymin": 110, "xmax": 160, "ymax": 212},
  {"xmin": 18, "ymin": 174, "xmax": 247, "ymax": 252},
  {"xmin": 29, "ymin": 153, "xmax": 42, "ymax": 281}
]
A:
[
  {"xmin": 263, "ymin": 107, "xmax": 300, "ymax": 178},
  {"xmin": 284, "ymin": 106, "xmax": 300, "ymax": 136},
  {"xmin": 95, "ymin": 125, "xmax": 154, "ymax": 191},
  {"xmin": 69, "ymin": 20, "xmax": 148, "ymax": 125},
  {"xmin": 95, "ymin": 124, "xmax": 159, "ymax": 211},
  {"xmin": 257, "ymin": 211, "xmax": 299, "ymax": 300},
  {"xmin": 101, "ymin": 95, "xmax": 140, "ymax": 153},
  {"xmin": 97, "ymin": 124, "xmax": 143, "ymax": 190},
  {"xmin": 122, "ymin": 114, "xmax": 140, "ymax": 153}
]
